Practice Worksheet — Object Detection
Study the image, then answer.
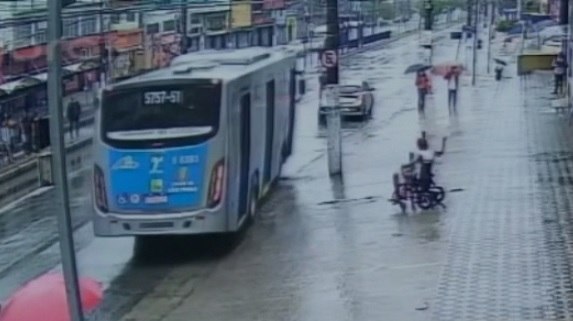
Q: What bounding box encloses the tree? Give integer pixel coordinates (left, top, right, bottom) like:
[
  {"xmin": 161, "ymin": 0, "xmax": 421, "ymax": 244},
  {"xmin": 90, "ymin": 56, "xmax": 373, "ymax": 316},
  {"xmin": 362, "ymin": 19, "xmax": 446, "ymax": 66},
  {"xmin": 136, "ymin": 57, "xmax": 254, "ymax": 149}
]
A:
[{"xmin": 416, "ymin": 0, "xmax": 465, "ymax": 17}]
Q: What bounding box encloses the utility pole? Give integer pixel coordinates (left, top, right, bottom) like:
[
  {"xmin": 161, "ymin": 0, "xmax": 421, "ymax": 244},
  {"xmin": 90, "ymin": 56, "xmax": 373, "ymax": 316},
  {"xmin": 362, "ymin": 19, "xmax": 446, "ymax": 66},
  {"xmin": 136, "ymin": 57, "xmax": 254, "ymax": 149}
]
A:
[
  {"xmin": 424, "ymin": 0, "xmax": 433, "ymax": 30},
  {"xmin": 486, "ymin": 0, "xmax": 492, "ymax": 73},
  {"xmin": 98, "ymin": 1, "xmax": 112, "ymax": 87},
  {"xmin": 559, "ymin": 0, "xmax": 568, "ymax": 24},
  {"xmin": 47, "ymin": 0, "xmax": 84, "ymax": 321},
  {"xmin": 180, "ymin": 1, "xmax": 188, "ymax": 54},
  {"xmin": 472, "ymin": 0, "xmax": 478, "ymax": 85},
  {"xmin": 323, "ymin": 0, "xmax": 342, "ymax": 176},
  {"xmin": 423, "ymin": 0, "xmax": 433, "ymax": 64},
  {"xmin": 303, "ymin": 5, "xmax": 310, "ymax": 69},
  {"xmin": 467, "ymin": 0, "xmax": 472, "ymax": 26}
]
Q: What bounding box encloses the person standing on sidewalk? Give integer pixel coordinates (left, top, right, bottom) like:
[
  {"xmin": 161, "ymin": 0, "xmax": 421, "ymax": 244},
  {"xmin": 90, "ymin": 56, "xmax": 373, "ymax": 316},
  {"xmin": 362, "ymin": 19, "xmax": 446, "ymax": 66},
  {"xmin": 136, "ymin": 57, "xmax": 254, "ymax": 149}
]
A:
[
  {"xmin": 552, "ymin": 52, "xmax": 567, "ymax": 96},
  {"xmin": 445, "ymin": 66, "xmax": 460, "ymax": 114},
  {"xmin": 415, "ymin": 70, "xmax": 431, "ymax": 113},
  {"xmin": 0, "ymin": 115, "xmax": 13, "ymax": 164},
  {"xmin": 66, "ymin": 97, "xmax": 81, "ymax": 140},
  {"xmin": 20, "ymin": 112, "xmax": 33, "ymax": 155}
]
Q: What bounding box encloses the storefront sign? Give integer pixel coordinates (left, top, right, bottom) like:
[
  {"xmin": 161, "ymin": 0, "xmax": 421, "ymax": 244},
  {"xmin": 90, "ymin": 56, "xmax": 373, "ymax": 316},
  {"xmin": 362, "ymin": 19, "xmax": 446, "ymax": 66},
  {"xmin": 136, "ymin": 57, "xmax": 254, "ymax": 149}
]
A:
[
  {"xmin": 231, "ymin": 2, "xmax": 252, "ymax": 28},
  {"xmin": 8, "ymin": 30, "xmax": 142, "ymax": 63},
  {"xmin": 263, "ymin": 0, "xmax": 285, "ymax": 10},
  {"xmin": 151, "ymin": 33, "xmax": 182, "ymax": 69}
]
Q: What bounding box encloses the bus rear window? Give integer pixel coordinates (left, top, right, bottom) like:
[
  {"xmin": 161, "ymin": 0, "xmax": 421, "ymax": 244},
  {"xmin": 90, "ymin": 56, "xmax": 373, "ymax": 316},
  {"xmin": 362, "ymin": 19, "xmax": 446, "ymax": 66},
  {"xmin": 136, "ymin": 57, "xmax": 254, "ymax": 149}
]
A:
[{"xmin": 101, "ymin": 83, "xmax": 221, "ymax": 148}]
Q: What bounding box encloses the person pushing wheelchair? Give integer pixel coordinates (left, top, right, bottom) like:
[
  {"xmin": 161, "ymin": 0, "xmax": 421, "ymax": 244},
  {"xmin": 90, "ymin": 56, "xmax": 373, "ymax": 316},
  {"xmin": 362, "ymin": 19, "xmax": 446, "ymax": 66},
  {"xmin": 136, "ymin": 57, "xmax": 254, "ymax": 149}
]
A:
[{"xmin": 404, "ymin": 135, "xmax": 447, "ymax": 190}]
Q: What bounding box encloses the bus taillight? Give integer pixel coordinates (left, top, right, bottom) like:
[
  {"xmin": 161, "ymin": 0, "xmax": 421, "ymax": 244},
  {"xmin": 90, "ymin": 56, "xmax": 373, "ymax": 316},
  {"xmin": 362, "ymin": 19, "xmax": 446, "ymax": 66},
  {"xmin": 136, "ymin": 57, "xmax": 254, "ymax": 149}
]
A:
[
  {"xmin": 94, "ymin": 165, "xmax": 109, "ymax": 213},
  {"xmin": 207, "ymin": 159, "xmax": 225, "ymax": 208}
]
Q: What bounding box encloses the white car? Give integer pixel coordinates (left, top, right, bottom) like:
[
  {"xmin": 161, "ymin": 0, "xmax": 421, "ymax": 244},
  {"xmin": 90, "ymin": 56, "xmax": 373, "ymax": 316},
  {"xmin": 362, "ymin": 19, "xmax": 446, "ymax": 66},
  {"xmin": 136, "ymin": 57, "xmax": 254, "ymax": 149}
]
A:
[{"xmin": 318, "ymin": 82, "xmax": 375, "ymax": 124}]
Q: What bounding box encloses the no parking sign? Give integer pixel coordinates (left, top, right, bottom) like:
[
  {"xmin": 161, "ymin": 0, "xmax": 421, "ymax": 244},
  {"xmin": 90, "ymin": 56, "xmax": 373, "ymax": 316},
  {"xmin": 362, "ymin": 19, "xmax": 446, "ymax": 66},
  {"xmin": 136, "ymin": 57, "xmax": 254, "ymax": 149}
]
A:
[{"xmin": 321, "ymin": 50, "xmax": 338, "ymax": 68}]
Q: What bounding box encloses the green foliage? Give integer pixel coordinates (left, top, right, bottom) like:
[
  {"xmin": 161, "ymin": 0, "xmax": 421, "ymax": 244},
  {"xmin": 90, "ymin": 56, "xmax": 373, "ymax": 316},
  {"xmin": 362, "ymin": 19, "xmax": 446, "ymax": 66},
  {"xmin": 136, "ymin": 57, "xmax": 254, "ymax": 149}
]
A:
[
  {"xmin": 415, "ymin": 0, "xmax": 465, "ymax": 16},
  {"xmin": 495, "ymin": 19, "xmax": 517, "ymax": 32},
  {"xmin": 376, "ymin": 2, "xmax": 396, "ymax": 20},
  {"xmin": 524, "ymin": 0, "xmax": 541, "ymax": 12}
]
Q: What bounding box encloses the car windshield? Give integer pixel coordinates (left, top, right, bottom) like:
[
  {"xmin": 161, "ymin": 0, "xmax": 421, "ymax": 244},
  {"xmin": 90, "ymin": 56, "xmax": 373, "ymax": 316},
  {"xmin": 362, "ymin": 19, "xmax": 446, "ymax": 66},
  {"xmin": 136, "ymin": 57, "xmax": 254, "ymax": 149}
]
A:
[{"xmin": 339, "ymin": 85, "xmax": 362, "ymax": 94}]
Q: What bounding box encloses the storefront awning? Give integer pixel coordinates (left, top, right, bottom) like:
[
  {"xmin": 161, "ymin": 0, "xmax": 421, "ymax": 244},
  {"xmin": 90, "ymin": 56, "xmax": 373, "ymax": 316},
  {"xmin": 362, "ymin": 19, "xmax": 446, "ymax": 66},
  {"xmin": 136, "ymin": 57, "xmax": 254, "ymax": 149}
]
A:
[
  {"xmin": 0, "ymin": 76, "xmax": 43, "ymax": 95},
  {"xmin": 65, "ymin": 61, "xmax": 100, "ymax": 73},
  {"xmin": 31, "ymin": 68, "xmax": 73, "ymax": 82}
]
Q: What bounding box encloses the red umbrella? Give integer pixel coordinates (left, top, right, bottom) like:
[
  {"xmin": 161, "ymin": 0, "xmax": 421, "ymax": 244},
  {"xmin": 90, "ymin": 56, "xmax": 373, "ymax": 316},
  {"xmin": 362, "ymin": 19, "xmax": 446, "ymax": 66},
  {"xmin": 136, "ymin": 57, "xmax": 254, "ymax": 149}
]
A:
[
  {"xmin": 431, "ymin": 62, "xmax": 465, "ymax": 77},
  {"xmin": 0, "ymin": 273, "xmax": 103, "ymax": 321}
]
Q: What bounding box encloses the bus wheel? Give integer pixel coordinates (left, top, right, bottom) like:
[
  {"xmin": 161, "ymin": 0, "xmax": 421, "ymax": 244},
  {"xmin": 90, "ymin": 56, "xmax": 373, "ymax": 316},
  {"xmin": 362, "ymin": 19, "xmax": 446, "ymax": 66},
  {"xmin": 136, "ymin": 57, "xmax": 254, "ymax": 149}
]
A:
[{"xmin": 248, "ymin": 190, "xmax": 258, "ymax": 222}]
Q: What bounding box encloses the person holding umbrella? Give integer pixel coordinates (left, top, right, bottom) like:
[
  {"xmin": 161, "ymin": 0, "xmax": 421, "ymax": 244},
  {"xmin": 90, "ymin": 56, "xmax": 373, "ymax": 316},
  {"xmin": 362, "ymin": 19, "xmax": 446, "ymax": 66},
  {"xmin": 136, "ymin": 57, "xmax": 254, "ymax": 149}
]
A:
[
  {"xmin": 0, "ymin": 273, "xmax": 103, "ymax": 321},
  {"xmin": 444, "ymin": 66, "xmax": 460, "ymax": 114},
  {"xmin": 415, "ymin": 70, "xmax": 431, "ymax": 113},
  {"xmin": 552, "ymin": 51, "xmax": 567, "ymax": 95},
  {"xmin": 494, "ymin": 59, "xmax": 506, "ymax": 81}
]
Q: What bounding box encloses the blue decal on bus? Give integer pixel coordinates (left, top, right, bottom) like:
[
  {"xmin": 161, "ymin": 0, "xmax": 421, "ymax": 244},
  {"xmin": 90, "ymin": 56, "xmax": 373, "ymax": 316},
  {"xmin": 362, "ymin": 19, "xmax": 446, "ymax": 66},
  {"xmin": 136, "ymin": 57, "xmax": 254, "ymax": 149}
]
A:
[{"xmin": 108, "ymin": 144, "xmax": 208, "ymax": 210}]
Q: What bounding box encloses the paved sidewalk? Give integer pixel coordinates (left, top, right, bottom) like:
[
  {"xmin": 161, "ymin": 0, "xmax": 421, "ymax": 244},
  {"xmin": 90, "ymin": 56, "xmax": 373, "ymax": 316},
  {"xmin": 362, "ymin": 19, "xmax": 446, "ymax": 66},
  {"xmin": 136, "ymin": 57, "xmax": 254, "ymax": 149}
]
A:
[{"xmin": 429, "ymin": 28, "xmax": 573, "ymax": 320}]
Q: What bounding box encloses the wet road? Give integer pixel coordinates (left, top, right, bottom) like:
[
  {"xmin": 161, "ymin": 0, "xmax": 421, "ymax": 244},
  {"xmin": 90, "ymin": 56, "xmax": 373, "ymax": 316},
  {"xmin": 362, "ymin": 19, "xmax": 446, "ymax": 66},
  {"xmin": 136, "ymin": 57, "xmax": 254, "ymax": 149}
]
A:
[
  {"xmin": 4, "ymin": 21, "xmax": 571, "ymax": 321},
  {"xmin": 0, "ymin": 25, "xmax": 456, "ymax": 320}
]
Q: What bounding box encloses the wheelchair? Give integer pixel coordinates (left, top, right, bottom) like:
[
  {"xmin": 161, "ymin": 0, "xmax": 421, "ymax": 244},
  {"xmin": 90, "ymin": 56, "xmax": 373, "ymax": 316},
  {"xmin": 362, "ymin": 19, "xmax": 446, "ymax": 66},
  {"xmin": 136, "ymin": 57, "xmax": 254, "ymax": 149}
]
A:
[{"xmin": 389, "ymin": 164, "xmax": 446, "ymax": 212}]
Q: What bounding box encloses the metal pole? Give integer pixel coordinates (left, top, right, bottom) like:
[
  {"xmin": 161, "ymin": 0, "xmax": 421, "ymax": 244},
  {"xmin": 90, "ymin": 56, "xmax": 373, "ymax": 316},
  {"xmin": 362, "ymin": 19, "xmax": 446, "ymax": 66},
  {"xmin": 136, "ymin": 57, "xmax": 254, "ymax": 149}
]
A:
[
  {"xmin": 472, "ymin": 0, "xmax": 478, "ymax": 85},
  {"xmin": 324, "ymin": 0, "xmax": 342, "ymax": 176},
  {"xmin": 47, "ymin": 0, "xmax": 85, "ymax": 320},
  {"xmin": 487, "ymin": 2, "xmax": 492, "ymax": 73},
  {"xmin": 105, "ymin": 0, "xmax": 113, "ymax": 85},
  {"xmin": 180, "ymin": 2, "xmax": 188, "ymax": 54},
  {"xmin": 303, "ymin": 7, "xmax": 309, "ymax": 69},
  {"xmin": 467, "ymin": 0, "xmax": 472, "ymax": 26}
]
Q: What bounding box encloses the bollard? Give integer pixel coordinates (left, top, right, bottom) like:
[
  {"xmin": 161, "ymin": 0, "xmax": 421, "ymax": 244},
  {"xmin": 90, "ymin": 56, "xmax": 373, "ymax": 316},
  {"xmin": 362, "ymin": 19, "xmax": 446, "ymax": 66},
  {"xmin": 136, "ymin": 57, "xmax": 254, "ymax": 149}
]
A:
[{"xmin": 37, "ymin": 151, "xmax": 54, "ymax": 186}]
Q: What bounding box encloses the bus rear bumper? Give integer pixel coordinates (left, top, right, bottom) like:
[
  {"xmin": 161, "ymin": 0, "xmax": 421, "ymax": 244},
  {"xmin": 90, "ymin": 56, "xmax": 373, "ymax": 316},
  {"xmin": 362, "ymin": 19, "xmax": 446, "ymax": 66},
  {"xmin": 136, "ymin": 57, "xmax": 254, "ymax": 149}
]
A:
[{"xmin": 92, "ymin": 208, "xmax": 229, "ymax": 237}]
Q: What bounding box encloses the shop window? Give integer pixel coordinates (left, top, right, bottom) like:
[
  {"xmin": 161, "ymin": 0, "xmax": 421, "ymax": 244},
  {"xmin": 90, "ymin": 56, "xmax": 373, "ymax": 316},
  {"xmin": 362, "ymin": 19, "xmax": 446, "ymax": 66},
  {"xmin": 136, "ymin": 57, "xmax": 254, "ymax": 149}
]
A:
[
  {"xmin": 163, "ymin": 20, "xmax": 176, "ymax": 32},
  {"xmin": 63, "ymin": 18, "xmax": 79, "ymax": 38},
  {"xmin": 126, "ymin": 12, "xmax": 136, "ymax": 22},
  {"xmin": 146, "ymin": 23, "xmax": 160, "ymax": 34},
  {"xmin": 111, "ymin": 14, "xmax": 121, "ymax": 24},
  {"xmin": 205, "ymin": 14, "xmax": 226, "ymax": 31},
  {"xmin": 189, "ymin": 14, "xmax": 201, "ymax": 25},
  {"xmin": 81, "ymin": 16, "xmax": 97, "ymax": 35},
  {"xmin": 13, "ymin": 25, "xmax": 32, "ymax": 48},
  {"xmin": 189, "ymin": 26, "xmax": 201, "ymax": 35},
  {"xmin": 34, "ymin": 22, "xmax": 47, "ymax": 44}
]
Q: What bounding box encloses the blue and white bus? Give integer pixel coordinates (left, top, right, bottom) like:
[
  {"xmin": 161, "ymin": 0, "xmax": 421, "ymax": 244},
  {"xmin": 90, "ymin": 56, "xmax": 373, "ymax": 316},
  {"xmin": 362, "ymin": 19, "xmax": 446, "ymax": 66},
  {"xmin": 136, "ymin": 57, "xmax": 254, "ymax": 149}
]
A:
[{"xmin": 92, "ymin": 47, "xmax": 298, "ymax": 237}]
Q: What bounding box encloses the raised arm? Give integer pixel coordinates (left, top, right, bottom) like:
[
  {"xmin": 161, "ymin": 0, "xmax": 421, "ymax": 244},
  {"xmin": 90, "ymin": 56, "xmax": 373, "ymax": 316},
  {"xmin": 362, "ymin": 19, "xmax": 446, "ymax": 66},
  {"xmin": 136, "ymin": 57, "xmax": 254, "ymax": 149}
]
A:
[{"xmin": 435, "ymin": 137, "xmax": 447, "ymax": 156}]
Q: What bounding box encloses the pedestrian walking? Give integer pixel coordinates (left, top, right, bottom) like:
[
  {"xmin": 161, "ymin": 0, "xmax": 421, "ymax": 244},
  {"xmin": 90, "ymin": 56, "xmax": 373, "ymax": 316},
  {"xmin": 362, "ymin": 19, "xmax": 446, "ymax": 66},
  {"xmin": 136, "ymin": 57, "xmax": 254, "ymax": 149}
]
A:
[
  {"xmin": 415, "ymin": 70, "xmax": 431, "ymax": 113},
  {"xmin": 31, "ymin": 113, "xmax": 41, "ymax": 152},
  {"xmin": 552, "ymin": 51, "xmax": 567, "ymax": 96},
  {"xmin": 0, "ymin": 115, "xmax": 13, "ymax": 165},
  {"xmin": 21, "ymin": 112, "xmax": 33, "ymax": 154},
  {"xmin": 445, "ymin": 66, "xmax": 460, "ymax": 114},
  {"xmin": 66, "ymin": 97, "xmax": 81, "ymax": 140}
]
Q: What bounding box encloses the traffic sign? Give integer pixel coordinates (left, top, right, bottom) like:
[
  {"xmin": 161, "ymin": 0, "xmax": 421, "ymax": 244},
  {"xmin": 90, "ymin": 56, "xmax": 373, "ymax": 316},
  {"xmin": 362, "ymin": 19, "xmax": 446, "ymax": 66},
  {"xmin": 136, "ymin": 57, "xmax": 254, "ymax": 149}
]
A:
[{"xmin": 321, "ymin": 50, "xmax": 338, "ymax": 68}]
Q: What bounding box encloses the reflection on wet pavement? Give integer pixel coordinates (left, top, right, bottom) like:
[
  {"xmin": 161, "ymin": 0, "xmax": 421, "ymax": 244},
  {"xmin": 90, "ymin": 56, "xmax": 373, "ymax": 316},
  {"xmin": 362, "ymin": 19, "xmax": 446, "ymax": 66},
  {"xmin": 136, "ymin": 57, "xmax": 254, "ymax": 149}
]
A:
[{"xmin": 7, "ymin": 20, "xmax": 573, "ymax": 321}]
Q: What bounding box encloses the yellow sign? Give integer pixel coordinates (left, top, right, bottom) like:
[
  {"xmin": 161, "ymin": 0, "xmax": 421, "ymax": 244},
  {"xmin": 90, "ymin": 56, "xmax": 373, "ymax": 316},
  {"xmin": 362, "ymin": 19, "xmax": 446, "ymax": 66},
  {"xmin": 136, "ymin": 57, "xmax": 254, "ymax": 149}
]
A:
[
  {"xmin": 231, "ymin": 1, "xmax": 252, "ymax": 28},
  {"xmin": 286, "ymin": 17, "xmax": 297, "ymax": 40}
]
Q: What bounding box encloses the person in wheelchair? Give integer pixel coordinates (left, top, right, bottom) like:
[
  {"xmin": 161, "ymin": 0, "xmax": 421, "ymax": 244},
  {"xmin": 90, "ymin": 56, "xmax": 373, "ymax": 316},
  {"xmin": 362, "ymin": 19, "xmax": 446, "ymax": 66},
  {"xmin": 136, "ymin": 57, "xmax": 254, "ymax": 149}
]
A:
[{"xmin": 402, "ymin": 136, "xmax": 447, "ymax": 191}]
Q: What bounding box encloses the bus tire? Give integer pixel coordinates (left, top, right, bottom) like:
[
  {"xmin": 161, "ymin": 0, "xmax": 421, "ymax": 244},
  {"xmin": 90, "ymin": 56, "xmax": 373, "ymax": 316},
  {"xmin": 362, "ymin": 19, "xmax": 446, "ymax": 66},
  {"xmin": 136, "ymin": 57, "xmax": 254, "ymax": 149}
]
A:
[{"xmin": 248, "ymin": 186, "xmax": 259, "ymax": 222}]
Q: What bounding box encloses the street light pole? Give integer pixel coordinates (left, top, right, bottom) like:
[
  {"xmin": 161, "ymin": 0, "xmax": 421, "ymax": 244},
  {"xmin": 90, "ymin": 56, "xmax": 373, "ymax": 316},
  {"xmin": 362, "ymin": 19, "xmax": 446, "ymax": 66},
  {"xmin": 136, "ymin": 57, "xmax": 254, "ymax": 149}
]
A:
[
  {"xmin": 423, "ymin": 0, "xmax": 433, "ymax": 64},
  {"xmin": 324, "ymin": 0, "xmax": 342, "ymax": 176},
  {"xmin": 487, "ymin": 0, "xmax": 494, "ymax": 73},
  {"xmin": 47, "ymin": 0, "xmax": 85, "ymax": 320},
  {"xmin": 472, "ymin": 0, "xmax": 478, "ymax": 85}
]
